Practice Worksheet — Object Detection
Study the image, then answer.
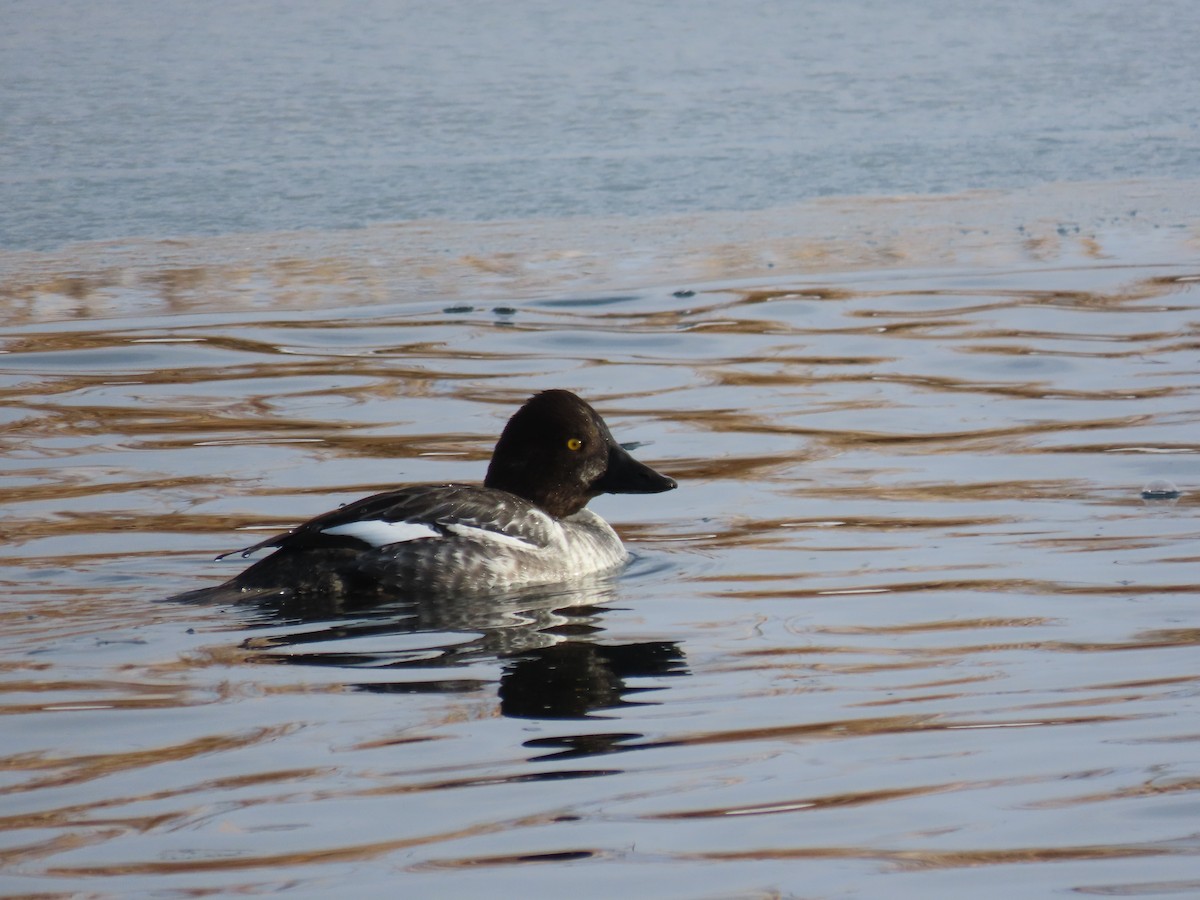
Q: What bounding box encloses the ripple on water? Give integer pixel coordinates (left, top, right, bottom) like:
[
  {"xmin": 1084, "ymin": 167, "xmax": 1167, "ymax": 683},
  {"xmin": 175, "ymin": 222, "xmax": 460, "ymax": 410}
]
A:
[{"xmin": 2, "ymin": 238, "xmax": 1200, "ymax": 898}]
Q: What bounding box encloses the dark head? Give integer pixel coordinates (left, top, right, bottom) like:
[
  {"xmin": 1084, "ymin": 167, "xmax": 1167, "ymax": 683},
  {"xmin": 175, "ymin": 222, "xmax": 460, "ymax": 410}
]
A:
[{"xmin": 484, "ymin": 390, "xmax": 677, "ymax": 518}]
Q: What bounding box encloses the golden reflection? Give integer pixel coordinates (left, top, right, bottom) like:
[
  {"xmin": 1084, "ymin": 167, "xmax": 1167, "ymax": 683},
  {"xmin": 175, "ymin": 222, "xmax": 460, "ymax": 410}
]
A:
[
  {"xmin": 40, "ymin": 817, "xmax": 528, "ymax": 876},
  {"xmin": 1028, "ymin": 777, "xmax": 1200, "ymax": 810},
  {"xmin": 814, "ymin": 617, "xmax": 1058, "ymax": 635},
  {"xmin": 0, "ymin": 478, "xmax": 218, "ymax": 508},
  {"xmin": 660, "ymin": 713, "xmax": 1121, "ymax": 750},
  {"xmin": 822, "ymin": 372, "xmax": 1177, "ymax": 402},
  {"xmin": 638, "ymin": 404, "xmax": 1157, "ymax": 449},
  {"xmin": 417, "ymin": 849, "xmax": 600, "ymax": 868},
  {"xmin": 852, "ymin": 691, "xmax": 971, "ymax": 707},
  {"xmin": 652, "ymin": 777, "xmax": 1019, "ymax": 820},
  {"xmin": 685, "ymin": 841, "xmax": 1175, "ymax": 869},
  {"xmin": 0, "ymin": 727, "xmax": 295, "ymax": 796},
  {"xmin": 637, "ymin": 453, "xmax": 801, "ymax": 485},
  {"xmin": 0, "ymin": 766, "xmax": 329, "ymax": 833},
  {"xmin": 0, "ymin": 831, "xmax": 123, "ymax": 871},
  {"xmin": 0, "ymin": 677, "xmax": 189, "ymax": 716},
  {"xmin": 729, "ymin": 630, "xmax": 1200, "ymax": 667},
  {"xmin": 1091, "ymin": 674, "xmax": 1200, "ymax": 691},
  {"xmin": 737, "ymin": 287, "xmax": 855, "ymax": 304},
  {"xmin": 705, "ymin": 577, "xmax": 1200, "ymax": 599}
]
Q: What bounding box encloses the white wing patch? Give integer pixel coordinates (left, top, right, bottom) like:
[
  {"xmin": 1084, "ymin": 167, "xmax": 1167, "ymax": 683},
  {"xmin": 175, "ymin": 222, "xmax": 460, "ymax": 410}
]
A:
[
  {"xmin": 446, "ymin": 523, "xmax": 541, "ymax": 550},
  {"xmin": 321, "ymin": 519, "xmax": 544, "ymax": 551},
  {"xmin": 322, "ymin": 520, "xmax": 441, "ymax": 547}
]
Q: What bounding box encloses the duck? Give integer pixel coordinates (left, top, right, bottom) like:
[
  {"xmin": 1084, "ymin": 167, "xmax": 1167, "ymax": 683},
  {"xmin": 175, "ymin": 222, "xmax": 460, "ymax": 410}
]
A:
[{"xmin": 173, "ymin": 390, "xmax": 676, "ymax": 606}]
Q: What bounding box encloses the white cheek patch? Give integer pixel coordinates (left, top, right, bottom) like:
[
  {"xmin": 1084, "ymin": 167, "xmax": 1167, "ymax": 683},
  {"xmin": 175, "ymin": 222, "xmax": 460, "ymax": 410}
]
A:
[
  {"xmin": 321, "ymin": 520, "xmax": 441, "ymax": 547},
  {"xmin": 446, "ymin": 523, "xmax": 539, "ymax": 550}
]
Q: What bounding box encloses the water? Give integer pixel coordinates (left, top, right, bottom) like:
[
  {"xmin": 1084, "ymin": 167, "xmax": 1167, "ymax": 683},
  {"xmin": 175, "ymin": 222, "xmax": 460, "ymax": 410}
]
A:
[
  {"xmin": 3, "ymin": 217, "xmax": 1200, "ymax": 895},
  {"xmin": 4, "ymin": 1, "xmax": 1200, "ymax": 895},
  {"xmin": 4, "ymin": 0, "xmax": 1200, "ymax": 250}
]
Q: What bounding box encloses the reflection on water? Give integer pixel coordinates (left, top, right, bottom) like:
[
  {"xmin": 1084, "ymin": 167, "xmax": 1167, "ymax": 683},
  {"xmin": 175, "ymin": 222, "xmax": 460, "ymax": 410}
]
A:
[
  {"xmin": 2, "ymin": 230, "xmax": 1200, "ymax": 897},
  {"xmin": 236, "ymin": 576, "xmax": 688, "ymax": 724}
]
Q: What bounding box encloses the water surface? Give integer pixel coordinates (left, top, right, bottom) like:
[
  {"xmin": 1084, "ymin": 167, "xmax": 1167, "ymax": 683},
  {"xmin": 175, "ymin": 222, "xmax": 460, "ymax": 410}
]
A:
[
  {"xmin": 2, "ymin": 216, "xmax": 1199, "ymax": 897},
  {"xmin": 5, "ymin": 0, "xmax": 1200, "ymax": 249},
  {"xmin": 6, "ymin": 0, "xmax": 1200, "ymax": 892}
]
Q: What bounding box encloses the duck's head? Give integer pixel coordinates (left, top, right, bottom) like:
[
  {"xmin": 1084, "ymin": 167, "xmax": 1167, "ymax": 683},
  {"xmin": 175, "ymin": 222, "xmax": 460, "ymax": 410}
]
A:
[{"xmin": 484, "ymin": 390, "xmax": 677, "ymax": 518}]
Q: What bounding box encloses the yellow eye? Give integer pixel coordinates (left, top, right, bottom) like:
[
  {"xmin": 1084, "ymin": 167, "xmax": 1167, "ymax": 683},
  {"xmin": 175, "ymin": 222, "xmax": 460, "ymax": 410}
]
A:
[{"xmin": 566, "ymin": 437, "xmax": 583, "ymax": 451}]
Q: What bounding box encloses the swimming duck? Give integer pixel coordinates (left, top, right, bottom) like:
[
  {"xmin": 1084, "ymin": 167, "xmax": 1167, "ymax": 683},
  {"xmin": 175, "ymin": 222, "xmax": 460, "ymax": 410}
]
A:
[{"xmin": 175, "ymin": 390, "xmax": 676, "ymax": 604}]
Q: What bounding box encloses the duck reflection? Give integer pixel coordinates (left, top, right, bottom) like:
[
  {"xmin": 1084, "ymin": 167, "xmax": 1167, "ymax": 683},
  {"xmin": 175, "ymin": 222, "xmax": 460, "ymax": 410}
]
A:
[
  {"xmin": 497, "ymin": 640, "xmax": 685, "ymax": 719},
  {"xmin": 236, "ymin": 574, "xmax": 688, "ymax": 728}
]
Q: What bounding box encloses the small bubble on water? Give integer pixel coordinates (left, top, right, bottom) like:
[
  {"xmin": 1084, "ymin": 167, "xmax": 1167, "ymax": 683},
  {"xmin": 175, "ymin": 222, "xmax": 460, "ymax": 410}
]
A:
[{"xmin": 1140, "ymin": 479, "xmax": 1181, "ymax": 501}]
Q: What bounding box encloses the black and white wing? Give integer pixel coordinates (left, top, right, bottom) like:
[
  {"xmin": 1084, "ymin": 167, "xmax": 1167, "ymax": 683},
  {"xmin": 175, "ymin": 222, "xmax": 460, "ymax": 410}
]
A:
[{"xmin": 220, "ymin": 483, "xmax": 560, "ymax": 558}]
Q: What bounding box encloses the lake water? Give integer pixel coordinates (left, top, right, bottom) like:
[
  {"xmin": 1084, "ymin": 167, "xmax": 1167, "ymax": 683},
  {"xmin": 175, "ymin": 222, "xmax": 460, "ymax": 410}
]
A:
[
  {"xmin": 4, "ymin": 2, "xmax": 1200, "ymax": 898},
  {"xmin": 3, "ymin": 211, "xmax": 1200, "ymax": 896},
  {"xmin": 4, "ymin": 0, "xmax": 1200, "ymax": 250}
]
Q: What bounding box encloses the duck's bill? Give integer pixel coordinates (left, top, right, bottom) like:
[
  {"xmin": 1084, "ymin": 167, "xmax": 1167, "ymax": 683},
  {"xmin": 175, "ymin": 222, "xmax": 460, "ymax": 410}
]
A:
[{"xmin": 592, "ymin": 441, "xmax": 678, "ymax": 495}]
